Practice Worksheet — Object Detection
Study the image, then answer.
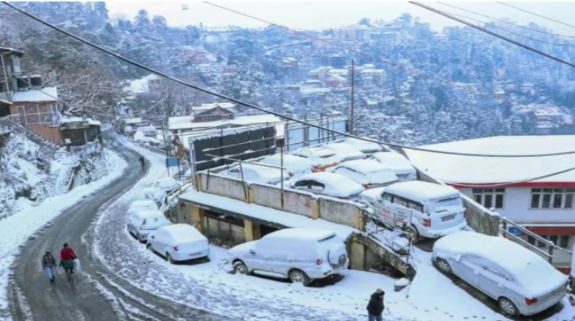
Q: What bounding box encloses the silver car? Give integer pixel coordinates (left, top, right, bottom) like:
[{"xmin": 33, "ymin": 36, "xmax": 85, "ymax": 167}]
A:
[{"xmin": 432, "ymin": 231, "xmax": 567, "ymax": 317}]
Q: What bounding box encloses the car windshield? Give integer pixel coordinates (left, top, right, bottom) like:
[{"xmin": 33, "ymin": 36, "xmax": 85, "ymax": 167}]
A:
[{"xmin": 430, "ymin": 196, "xmax": 462, "ymax": 210}]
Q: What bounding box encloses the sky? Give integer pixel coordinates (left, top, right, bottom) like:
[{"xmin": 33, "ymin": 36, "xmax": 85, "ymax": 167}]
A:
[{"xmin": 104, "ymin": 1, "xmax": 575, "ymax": 34}]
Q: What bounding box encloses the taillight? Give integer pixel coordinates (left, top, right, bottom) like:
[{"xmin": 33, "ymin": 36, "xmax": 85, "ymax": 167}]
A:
[
  {"xmin": 362, "ymin": 183, "xmax": 371, "ymax": 189},
  {"xmin": 525, "ymin": 297, "xmax": 538, "ymax": 305},
  {"xmin": 173, "ymin": 246, "xmax": 179, "ymax": 252},
  {"xmin": 288, "ymin": 172, "xmax": 294, "ymax": 177},
  {"xmin": 423, "ymin": 218, "xmax": 431, "ymax": 227},
  {"xmin": 316, "ymin": 259, "xmax": 323, "ymax": 265}
]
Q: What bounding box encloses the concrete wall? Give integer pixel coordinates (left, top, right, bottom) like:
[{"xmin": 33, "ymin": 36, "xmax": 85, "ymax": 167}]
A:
[
  {"xmin": 318, "ymin": 197, "xmax": 362, "ymax": 228},
  {"xmin": 250, "ymin": 183, "xmax": 315, "ymax": 217},
  {"xmin": 198, "ymin": 173, "xmax": 247, "ymax": 201}
]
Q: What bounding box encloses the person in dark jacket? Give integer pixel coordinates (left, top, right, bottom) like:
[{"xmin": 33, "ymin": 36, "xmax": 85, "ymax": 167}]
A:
[
  {"xmin": 41, "ymin": 251, "xmax": 56, "ymax": 283},
  {"xmin": 59, "ymin": 243, "xmax": 78, "ymax": 275},
  {"xmin": 366, "ymin": 288, "xmax": 385, "ymax": 321}
]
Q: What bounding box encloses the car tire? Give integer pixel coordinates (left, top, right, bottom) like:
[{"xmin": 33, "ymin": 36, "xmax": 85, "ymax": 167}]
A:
[
  {"xmin": 233, "ymin": 261, "xmax": 249, "ymax": 275},
  {"xmin": 434, "ymin": 258, "xmax": 452, "ymax": 274},
  {"xmin": 289, "ymin": 269, "xmax": 310, "ymax": 286},
  {"xmin": 498, "ymin": 297, "xmax": 518, "ymax": 317},
  {"xmin": 406, "ymin": 225, "xmax": 420, "ymax": 243}
]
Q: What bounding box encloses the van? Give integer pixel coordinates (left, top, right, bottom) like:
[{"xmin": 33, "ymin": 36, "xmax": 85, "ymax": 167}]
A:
[
  {"xmin": 127, "ymin": 209, "xmax": 171, "ymax": 243},
  {"xmin": 147, "ymin": 224, "xmax": 210, "ymax": 263},
  {"xmin": 360, "ymin": 181, "xmax": 467, "ymax": 242},
  {"xmin": 228, "ymin": 228, "xmax": 348, "ymax": 286}
]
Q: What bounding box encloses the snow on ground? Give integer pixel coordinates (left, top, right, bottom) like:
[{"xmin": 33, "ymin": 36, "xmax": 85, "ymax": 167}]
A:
[
  {"xmin": 92, "ymin": 140, "xmax": 575, "ymax": 321},
  {"xmin": 0, "ymin": 150, "xmax": 127, "ymax": 321}
]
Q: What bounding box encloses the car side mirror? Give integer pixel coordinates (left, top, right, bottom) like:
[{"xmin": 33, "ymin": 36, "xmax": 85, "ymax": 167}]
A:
[{"xmin": 249, "ymin": 249, "xmax": 256, "ymax": 255}]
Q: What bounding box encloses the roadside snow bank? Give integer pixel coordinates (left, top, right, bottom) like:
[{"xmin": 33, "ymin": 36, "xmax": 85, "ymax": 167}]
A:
[{"xmin": 0, "ymin": 149, "xmax": 127, "ymax": 321}]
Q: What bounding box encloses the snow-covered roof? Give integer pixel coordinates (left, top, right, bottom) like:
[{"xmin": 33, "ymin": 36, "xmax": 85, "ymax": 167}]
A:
[
  {"xmin": 60, "ymin": 116, "xmax": 101, "ymax": 126},
  {"xmin": 12, "ymin": 87, "xmax": 58, "ymax": 102},
  {"xmin": 434, "ymin": 231, "xmax": 567, "ymax": 296},
  {"xmin": 168, "ymin": 114, "xmax": 283, "ymax": 131},
  {"xmin": 263, "ymin": 228, "xmax": 336, "ymax": 242},
  {"xmin": 192, "ymin": 102, "xmax": 236, "ymax": 112},
  {"xmin": 161, "ymin": 224, "xmax": 206, "ymax": 244},
  {"xmin": 405, "ymin": 136, "xmax": 575, "ymax": 185},
  {"xmin": 178, "ymin": 190, "xmax": 355, "ymax": 239},
  {"xmin": 127, "ymin": 74, "xmax": 160, "ymax": 94},
  {"xmin": 371, "ymin": 152, "xmax": 416, "ymax": 174},
  {"xmin": 124, "ymin": 117, "xmax": 143, "ymax": 124},
  {"xmin": 384, "ymin": 181, "xmax": 459, "ymax": 203}
]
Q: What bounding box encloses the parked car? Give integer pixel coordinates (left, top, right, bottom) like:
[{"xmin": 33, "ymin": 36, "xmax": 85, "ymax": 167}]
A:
[
  {"xmin": 127, "ymin": 199, "xmax": 159, "ymax": 215},
  {"xmin": 371, "ymin": 152, "xmax": 417, "ymax": 181},
  {"xmin": 228, "ymin": 228, "xmax": 348, "ymax": 286},
  {"xmin": 433, "ymin": 231, "xmax": 567, "ymax": 317},
  {"xmin": 328, "ymin": 159, "xmax": 398, "ymax": 188},
  {"xmin": 150, "ymin": 177, "xmax": 181, "ymax": 194},
  {"xmin": 340, "ymin": 137, "xmax": 384, "ymax": 155},
  {"xmin": 127, "ymin": 209, "xmax": 171, "ymax": 242},
  {"xmin": 359, "ymin": 181, "xmax": 467, "ymax": 242},
  {"xmin": 224, "ymin": 163, "xmax": 289, "ymax": 184},
  {"xmin": 323, "ymin": 142, "xmax": 365, "ymax": 163},
  {"xmin": 291, "ymin": 146, "xmax": 339, "ymax": 170},
  {"xmin": 255, "ymin": 154, "xmax": 314, "ymax": 177},
  {"xmin": 289, "ymin": 172, "xmax": 364, "ymax": 199},
  {"xmin": 147, "ymin": 224, "xmax": 210, "ymax": 263},
  {"xmin": 133, "ymin": 187, "xmax": 167, "ymax": 206}
]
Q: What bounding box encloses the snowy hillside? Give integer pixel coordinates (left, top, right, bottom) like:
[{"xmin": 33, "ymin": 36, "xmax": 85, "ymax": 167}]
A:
[{"xmin": 0, "ymin": 132, "xmax": 111, "ymax": 219}]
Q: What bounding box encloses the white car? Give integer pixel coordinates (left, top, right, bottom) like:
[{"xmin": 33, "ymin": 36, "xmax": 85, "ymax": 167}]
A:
[
  {"xmin": 147, "ymin": 224, "xmax": 210, "ymax": 263},
  {"xmin": 323, "ymin": 142, "xmax": 365, "ymax": 163},
  {"xmin": 127, "ymin": 199, "xmax": 159, "ymax": 215},
  {"xmin": 150, "ymin": 177, "xmax": 181, "ymax": 194},
  {"xmin": 371, "ymin": 152, "xmax": 417, "ymax": 181},
  {"xmin": 255, "ymin": 154, "xmax": 314, "ymax": 177},
  {"xmin": 224, "ymin": 162, "xmax": 289, "ymax": 184},
  {"xmin": 133, "ymin": 187, "xmax": 167, "ymax": 206},
  {"xmin": 329, "ymin": 159, "xmax": 398, "ymax": 188},
  {"xmin": 291, "ymin": 146, "xmax": 339, "ymax": 169},
  {"xmin": 290, "ymin": 172, "xmax": 364, "ymax": 199},
  {"xmin": 433, "ymin": 231, "xmax": 567, "ymax": 317},
  {"xmin": 127, "ymin": 209, "xmax": 171, "ymax": 242},
  {"xmin": 340, "ymin": 137, "xmax": 384, "ymax": 155},
  {"xmin": 228, "ymin": 228, "xmax": 348, "ymax": 286}
]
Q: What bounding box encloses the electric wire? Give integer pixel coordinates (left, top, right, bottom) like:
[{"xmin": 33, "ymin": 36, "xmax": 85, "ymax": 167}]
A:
[
  {"xmin": 497, "ymin": 1, "xmax": 575, "ymax": 31},
  {"xmin": 7, "ymin": 2, "xmax": 575, "ymax": 158},
  {"xmin": 410, "ymin": 2, "xmax": 575, "ymax": 68}
]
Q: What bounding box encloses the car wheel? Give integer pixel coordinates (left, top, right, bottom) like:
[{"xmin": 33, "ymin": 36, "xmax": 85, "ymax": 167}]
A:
[
  {"xmin": 434, "ymin": 258, "xmax": 452, "ymax": 274},
  {"xmin": 233, "ymin": 261, "xmax": 249, "ymax": 274},
  {"xmin": 406, "ymin": 225, "xmax": 420, "ymax": 243},
  {"xmin": 289, "ymin": 269, "xmax": 310, "ymax": 286},
  {"xmin": 498, "ymin": 297, "xmax": 518, "ymax": 317},
  {"xmin": 166, "ymin": 253, "xmax": 173, "ymax": 264},
  {"xmin": 146, "ymin": 243, "xmax": 152, "ymax": 251}
]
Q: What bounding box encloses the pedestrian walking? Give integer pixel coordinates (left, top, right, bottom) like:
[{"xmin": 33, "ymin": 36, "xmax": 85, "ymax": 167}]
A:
[
  {"xmin": 366, "ymin": 288, "xmax": 385, "ymax": 321},
  {"xmin": 139, "ymin": 156, "xmax": 145, "ymax": 172},
  {"xmin": 41, "ymin": 251, "xmax": 56, "ymax": 283},
  {"xmin": 59, "ymin": 243, "xmax": 78, "ymax": 275}
]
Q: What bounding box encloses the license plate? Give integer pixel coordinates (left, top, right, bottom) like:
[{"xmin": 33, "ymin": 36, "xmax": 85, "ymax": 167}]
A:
[
  {"xmin": 190, "ymin": 252, "xmax": 201, "ymax": 257},
  {"xmin": 441, "ymin": 214, "xmax": 455, "ymax": 222}
]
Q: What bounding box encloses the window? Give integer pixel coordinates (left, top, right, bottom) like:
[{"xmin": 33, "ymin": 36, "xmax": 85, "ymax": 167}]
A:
[
  {"xmin": 531, "ymin": 188, "xmax": 575, "ymax": 209},
  {"xmin": 472, "ymin": 188, "xmax": 505, "ymax": 209},
  {"xmin": 382, "ymin": 193, "xmax": 393, "ymax": 202}
]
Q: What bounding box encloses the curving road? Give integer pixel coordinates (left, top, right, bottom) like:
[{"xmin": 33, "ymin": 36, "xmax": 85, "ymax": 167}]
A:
[{"xmin": 8, "ymin": 132, "xmax": 224, "ymax": 321}]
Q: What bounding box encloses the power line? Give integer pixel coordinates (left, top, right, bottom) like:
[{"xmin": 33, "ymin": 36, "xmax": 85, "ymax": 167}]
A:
[
  {"xmin": 7, "ymin": 1, "xmax": 575, "ymax": 158},
  {"xmin": 410, "ymin": 2, "xmax": 575, "ymax": 69},
  {"xmin": 497, "ymin": 2, "xmax": 575, "ymax": 31},
  {"xmin": 438, "ymin": 2, "xmax": 575, "ymax": 40}
]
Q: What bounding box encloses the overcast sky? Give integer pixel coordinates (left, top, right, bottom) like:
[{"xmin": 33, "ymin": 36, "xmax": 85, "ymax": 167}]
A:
[{"xmin": 104, "ymin": 1, "xmax": 575, "ymax": 34}]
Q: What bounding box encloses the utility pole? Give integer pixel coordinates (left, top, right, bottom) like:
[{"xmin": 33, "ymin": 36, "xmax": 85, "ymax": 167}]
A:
[{"xmin": 350, "ymin": 59, "xmax": 355, "ymax": 135}]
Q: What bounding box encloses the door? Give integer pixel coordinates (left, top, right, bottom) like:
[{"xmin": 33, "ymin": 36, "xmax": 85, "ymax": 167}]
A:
[
  {"xmin": 454, "ymin": 255, "xmax": 481, "ymax": 288},
  {"xmin": 475, "ymin": 259, "xmax": 506, "ymax": 299}
]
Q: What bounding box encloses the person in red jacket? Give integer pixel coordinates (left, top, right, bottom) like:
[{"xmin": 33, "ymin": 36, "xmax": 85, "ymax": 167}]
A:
[{"xmin": 59, "ymin": 243, "xmax": 78, "ymax": 274}]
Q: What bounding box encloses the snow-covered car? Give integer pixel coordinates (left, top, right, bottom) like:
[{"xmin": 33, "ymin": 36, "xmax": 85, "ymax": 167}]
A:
[
  {"xmin": 371, "ymin": 152, "xmax": 417, "ymax": 181},
  {"xmin": 329, "ymin": 159, "xmax": 398, "ymax": 188},
  {"xmin": 289, "ymin": 172, "xmax": 365, "ymax": 199},
  {"xmin": 133, "ymin": 187, "xmax": 167, "ymax": 206},
  {"xmin": 150, "ymin": 177, "xmax": 181, "ymax": 194},
  {"xmin": 127, "ymin": 209, "xmax": 171, "ymax": 243},
  {"xmin": 127, "ymin": 199, "xmax": 159, "ymax": 216},
  {"xmin": 224, "ymin": 163, "xmax": 289, "ymax": 184},
  {"xmin": 432, "ymin": 231, "xmax": 567, "ymax": 317},
  {"xmin": 340, "ymin": 137, "xmax": 384, "ymax": 155},
  {"xmin": 147, "ymin": 224, "xmax": 210, "ymax": 263},
  {"xmin": 323, "ymin": 142, "xmax": 365, "ymax": 163},
  {"xmin": 359, "ymin": 181, "xmax": 467, "ymax": 242},
  {"xmin": 291, "ymin": 146, "xmax": 339, "ymax": 170},
  {"xmin": 229, "ymin": 228, "xmax": 348, "ymax": 286},
  {"xmin": 254, "ymin": 154, "xmax": 314, "ymax": 177}
]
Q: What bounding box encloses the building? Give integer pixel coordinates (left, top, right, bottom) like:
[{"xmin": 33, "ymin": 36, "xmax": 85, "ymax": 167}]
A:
[{"xmin": 405, "ymin": 136, "xmax": 575, "ymax": 268}]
